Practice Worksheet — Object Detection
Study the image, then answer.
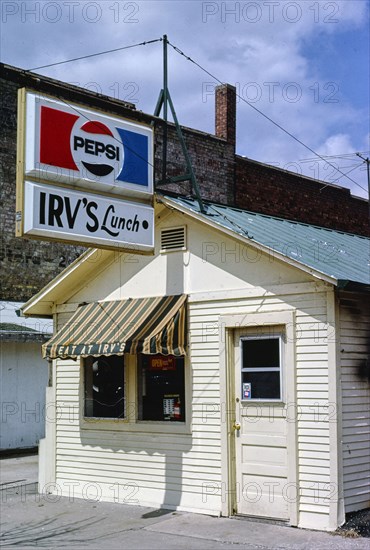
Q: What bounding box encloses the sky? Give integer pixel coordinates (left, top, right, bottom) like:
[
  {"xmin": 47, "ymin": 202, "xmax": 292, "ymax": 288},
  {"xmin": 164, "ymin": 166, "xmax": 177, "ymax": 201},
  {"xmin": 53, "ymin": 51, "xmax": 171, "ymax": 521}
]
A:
[{"xmin": 1, "ymin": 0, "xmax": 369, "ymax": 199}]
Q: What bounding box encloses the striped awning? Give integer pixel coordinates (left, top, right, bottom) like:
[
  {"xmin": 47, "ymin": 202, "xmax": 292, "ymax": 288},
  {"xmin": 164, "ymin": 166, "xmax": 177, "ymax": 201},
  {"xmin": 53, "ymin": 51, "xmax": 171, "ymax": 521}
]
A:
[{"xmin": 42, "ymin": 295, "xmax": 187, "ymax": 360}]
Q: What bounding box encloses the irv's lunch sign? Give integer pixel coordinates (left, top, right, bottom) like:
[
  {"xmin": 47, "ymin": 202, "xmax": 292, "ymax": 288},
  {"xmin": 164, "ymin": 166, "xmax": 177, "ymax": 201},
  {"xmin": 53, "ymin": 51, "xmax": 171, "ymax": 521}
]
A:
[
  {"xmin": 23, "ymin": 181, "xmax": 154, "ymax": 252},
  {"xmin": 16, "ymin": 89, "xmax": 154, "ymax": 252}
]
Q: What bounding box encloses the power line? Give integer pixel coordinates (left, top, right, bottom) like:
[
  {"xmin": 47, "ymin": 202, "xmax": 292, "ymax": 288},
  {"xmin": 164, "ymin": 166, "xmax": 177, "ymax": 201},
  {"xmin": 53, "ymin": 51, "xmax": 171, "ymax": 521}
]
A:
[
  {"xmin": 29, "ymin": 39, "xmax": 161, "ymax": 71},
  {"xmin": 45, "ymin": 93, "xmax": 156, "ymax": 171},
  {"xmin": 335, "ymin": 163, "xmax": 364, "ymax": 182},
  {"xmin": 356, "ymin": 154, "xmax": 370, "ymax": 218},
  {"xmin": 26, "ymin": 36, "xmax": 367, "ymax": 197},
  {"xmin": 27, "ymin": 39, "xmax": 164, "ymax": 173},
  {"xmin": 168, "ymin": 40, "xmax": 367, "ymax": 194},
  {"xmin": 299, "ymin": 151, "xmax": 370, "ymax": 162}
]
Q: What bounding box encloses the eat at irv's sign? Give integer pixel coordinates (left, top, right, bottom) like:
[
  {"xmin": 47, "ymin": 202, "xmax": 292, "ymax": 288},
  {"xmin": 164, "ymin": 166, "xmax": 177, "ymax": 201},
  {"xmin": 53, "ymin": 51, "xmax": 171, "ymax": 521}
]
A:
[{"xmin": 19, "ymin": 89, "xmax": 153, "ymax": 198}]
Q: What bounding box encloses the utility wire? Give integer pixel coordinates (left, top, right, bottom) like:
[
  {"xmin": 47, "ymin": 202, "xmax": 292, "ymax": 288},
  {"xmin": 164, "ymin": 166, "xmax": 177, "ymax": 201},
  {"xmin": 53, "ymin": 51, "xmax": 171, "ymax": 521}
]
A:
[
  {"xmin": 29, "ymin": 39, "xmax": 161, "ymax": 71},
  {"xmin": 299, "ymin": 151, "xmax": 370, "ymax": 162},
  {"xmin": 335, "ymin": 163, "xmax": 365, "ymax": 182},
  {"xmin": 168, "ymin": 40, "xmax": 366, "ymax": 194},
  {"xmin": 27, "ymin": 41, "xmax": 162, "ymax": 168},
  {"xmin": 206, "ymin": 204, "xmax": 253, "ymax": 239},
  {"xmin": 27, "ymin": 37, "xmax": 367, "ymax": 196},
  {"xmin": 47, "ymin": 93, "xmax": 156, "ymax": 170}
]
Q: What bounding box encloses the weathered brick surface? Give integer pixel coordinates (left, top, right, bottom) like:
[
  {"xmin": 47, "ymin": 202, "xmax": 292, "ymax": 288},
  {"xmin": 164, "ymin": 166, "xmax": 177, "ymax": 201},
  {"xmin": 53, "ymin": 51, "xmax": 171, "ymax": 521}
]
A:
[
  {"xmin": 0, "ymin": 65, "xmax": 235, "ymax": 301},
  {"xmin": 0, "ymin": 77, "xmax": 86, "ymax": 301},
  {"xmin": 235, "ymin": 157, "xmax": 369, "ymax": 237},
  {"xmin": 0, "ymin": 64, "xmax": 368, "ymax": 302},
  {"xmin": 215, "ymin": 84, "xmax": 236, "ymax": 146},
  {"xmin": 154, "ymin": 124, "xmax": 235, "ymax": 203}
]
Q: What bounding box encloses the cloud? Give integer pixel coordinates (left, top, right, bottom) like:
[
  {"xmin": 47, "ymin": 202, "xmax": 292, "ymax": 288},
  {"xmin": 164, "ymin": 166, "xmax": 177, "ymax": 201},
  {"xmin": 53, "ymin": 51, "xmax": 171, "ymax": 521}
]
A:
[
  {"xmin": 1, "ymin": 0, "xmax": 368, "ymax": 199},
  {"xmin": 318, "ymin": 133, "xmax": 356, "ymax": 156}
]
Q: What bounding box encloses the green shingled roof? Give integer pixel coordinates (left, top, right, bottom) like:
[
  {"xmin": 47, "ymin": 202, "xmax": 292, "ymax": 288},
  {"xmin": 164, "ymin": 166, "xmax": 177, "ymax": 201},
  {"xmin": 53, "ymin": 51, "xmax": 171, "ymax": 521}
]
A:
[{"xmin": 163, "ymin": 195, "xmax": 370, "ymax": 286}]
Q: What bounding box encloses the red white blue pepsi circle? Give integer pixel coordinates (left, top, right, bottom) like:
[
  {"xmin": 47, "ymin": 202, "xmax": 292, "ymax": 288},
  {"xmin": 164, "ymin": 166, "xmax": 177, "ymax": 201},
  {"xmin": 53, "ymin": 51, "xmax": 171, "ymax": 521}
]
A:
[{"xmin": 71, "ymin": 119, "xmax": 124, "ymax": 179}]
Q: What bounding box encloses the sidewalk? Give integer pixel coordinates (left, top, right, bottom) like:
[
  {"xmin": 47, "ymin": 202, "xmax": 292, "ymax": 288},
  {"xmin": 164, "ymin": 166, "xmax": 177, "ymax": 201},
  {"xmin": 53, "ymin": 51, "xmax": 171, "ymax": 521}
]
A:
[
  {"xmin": 0, "ymin": 454, "xmax": 368, "ymax": 549},
  {"xmin": 0, "ymin": 453, "xmax": 38, "ymax": 492}
]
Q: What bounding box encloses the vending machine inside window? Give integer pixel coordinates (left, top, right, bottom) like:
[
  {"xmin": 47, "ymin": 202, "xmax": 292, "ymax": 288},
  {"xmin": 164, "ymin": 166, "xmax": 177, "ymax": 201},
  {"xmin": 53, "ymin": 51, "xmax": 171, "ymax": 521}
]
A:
[{"xmin": 139, "ymin": 355, "xmax": 185, "ymax": 421}]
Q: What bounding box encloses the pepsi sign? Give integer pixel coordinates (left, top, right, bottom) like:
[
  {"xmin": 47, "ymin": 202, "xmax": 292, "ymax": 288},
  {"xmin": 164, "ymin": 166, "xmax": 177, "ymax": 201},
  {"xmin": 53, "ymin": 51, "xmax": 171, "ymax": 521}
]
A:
[{"xmin": 22, "ymin": 90, "xmax": 153, "ymax": 198}]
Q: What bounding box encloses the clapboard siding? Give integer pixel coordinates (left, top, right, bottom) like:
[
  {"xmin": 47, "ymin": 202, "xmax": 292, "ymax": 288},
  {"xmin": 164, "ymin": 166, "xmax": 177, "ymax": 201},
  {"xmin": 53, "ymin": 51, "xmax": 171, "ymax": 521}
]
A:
[
  {"xmin": 54, "ymin": 330, "xmax": 224, "ymax": 512},
  {"xmin": 50, "ymin": 208, "xmax": 335, "ymax": 523},
  {"xmin": 52, "ymin": 288, "xmax": 333, "ymax": 520},
  {"xmin": 56, "ymin": 311, "xmax": 77, "ymax": 331},
  {"xmin": 339, "ymin": 292, "xmax": 370, "ymax": 513}
]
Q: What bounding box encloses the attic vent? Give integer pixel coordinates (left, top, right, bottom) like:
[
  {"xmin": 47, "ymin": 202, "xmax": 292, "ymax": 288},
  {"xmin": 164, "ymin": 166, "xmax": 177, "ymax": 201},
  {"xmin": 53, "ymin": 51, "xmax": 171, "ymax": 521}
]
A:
[{"xmin": 161, "ymin": 226, "xmax": 186, "ymax": 252}]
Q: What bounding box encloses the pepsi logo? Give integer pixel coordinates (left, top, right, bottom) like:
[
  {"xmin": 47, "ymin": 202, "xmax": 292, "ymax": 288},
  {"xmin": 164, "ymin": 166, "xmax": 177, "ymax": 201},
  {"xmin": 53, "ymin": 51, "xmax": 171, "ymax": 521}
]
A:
[
  {"xmin": 71, "ymin": 120, "xmax": 124, "ymax": 179},
  {"xmin": 38, "ymin": 101, "xmax": 151, "ymax": 190}
]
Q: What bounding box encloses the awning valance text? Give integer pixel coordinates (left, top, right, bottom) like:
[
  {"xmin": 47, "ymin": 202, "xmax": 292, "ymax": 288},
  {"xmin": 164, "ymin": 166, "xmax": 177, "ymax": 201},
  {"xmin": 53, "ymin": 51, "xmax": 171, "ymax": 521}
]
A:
[{"xmin": 42, "ymin": 294, "xmax": 187, "ymax": 360}]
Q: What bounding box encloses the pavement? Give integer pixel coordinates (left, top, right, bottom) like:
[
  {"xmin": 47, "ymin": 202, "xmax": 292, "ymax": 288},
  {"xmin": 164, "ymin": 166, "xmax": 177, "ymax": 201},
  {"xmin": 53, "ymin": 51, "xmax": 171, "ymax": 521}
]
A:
[
  {"xmin": 0, "ymin": 453, "xmax": 38, "ymax": 493},
  {"xmin": 0, "ymin": 454, "xmax": 369, "ymax": 549}
]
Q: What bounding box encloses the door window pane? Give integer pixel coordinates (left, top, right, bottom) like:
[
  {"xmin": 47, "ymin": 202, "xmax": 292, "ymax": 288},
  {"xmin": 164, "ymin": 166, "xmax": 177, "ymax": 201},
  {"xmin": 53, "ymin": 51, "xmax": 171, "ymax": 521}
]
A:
[
  {"xmin": 242, "ymin": 338, "xmax": 280, "ymax": 368},
  {"xmin": 241, "ymin": 371, "xmax": 280, "ymax": 399},
  {"xmin": 241, "ymin": 337, "xmax": 281, "ymax": 400}
]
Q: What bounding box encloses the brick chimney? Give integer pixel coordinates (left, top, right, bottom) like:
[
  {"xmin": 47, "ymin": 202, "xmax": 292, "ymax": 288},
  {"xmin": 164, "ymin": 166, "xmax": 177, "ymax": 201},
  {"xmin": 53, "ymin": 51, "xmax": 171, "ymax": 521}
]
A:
[{"xmin": 215, "ymin": 83, "xmax": 236, "ymax": 147}]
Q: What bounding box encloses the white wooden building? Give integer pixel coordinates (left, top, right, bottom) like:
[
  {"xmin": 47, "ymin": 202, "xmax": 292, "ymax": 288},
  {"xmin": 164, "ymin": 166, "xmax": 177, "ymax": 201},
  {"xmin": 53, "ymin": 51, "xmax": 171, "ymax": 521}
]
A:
[
  {"xmin": 0, "ymin": 302, "xmax": 52, "ymax": 451},
  {"xmin": 21, "ymin": 194, "xmax": 370, "ymax": 531}
]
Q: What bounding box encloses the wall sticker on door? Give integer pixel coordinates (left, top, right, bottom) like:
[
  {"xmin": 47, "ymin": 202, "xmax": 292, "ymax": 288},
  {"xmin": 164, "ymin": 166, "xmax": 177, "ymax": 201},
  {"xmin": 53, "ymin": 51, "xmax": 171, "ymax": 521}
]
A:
[{"xmin": 242, "ymin": 382, "xmax": 251, "ymax": 399}]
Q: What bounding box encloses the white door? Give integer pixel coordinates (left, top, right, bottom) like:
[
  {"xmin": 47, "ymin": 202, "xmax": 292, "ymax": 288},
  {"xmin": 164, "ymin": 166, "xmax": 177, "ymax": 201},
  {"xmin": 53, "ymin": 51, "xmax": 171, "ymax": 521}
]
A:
[{"xmin": 233, "ymin": 329, "xmax": 290, "ymax": 520}]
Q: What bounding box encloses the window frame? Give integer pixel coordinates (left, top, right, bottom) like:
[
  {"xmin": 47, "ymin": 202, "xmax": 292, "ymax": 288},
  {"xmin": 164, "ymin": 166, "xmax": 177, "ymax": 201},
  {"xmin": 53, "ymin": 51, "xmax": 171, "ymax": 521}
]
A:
[
  {"xmin": 83, "ymin": 354, "xmax": 126, "ymax": 420},
  {"xmin": 80, "ymin": 353, "xmax": 191, "ymax": 433},
  {"xmin": 137, "ymin": 354, "xmax": 186, "ymax": 423},
  {"xmin": 240, "ymin": 333, "xmax": 284, "ymax": 402}
]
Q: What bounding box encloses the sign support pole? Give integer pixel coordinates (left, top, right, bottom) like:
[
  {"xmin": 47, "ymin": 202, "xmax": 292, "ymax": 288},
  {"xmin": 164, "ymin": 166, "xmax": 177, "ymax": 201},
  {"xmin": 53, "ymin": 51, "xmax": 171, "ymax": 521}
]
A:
[{"xmin": 154, "ymin": 35, "xmax": 205, "ymax": 213}]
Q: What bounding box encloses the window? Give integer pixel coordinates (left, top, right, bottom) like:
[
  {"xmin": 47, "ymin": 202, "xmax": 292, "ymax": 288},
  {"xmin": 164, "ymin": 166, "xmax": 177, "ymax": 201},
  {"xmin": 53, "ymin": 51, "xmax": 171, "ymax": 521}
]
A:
[
  {"xmin": 84, "ymin": 355, "xmax": 125, "ymax": 418},
  {"xmin": 241, "ymin": 336, "xmax": 282, "ymax": 400},
  {"xmin": 83, "ymin": 353, "xmax": 186, "ymax": 424},
  {"xmin": 138, "ymin": 354, "xmax": 185, "ymax": 422}
]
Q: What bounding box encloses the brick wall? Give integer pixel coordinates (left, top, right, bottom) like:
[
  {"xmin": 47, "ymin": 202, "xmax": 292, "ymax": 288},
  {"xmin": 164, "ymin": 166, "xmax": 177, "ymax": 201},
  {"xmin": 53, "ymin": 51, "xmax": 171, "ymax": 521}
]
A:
[
  {"xmin": 0, "ymin": 64, "xmax": 368, "ymax": 301},
  {"xmin": 235, "ymin": 157, "xmax": 369, "ymax": 237},
  {"xmin": 0, "ymin": 77, "xmax": 86, "ymax": 301},
  {"xmin": 154, "ymin": 124, "xmax": 235, "ymax": 204}
]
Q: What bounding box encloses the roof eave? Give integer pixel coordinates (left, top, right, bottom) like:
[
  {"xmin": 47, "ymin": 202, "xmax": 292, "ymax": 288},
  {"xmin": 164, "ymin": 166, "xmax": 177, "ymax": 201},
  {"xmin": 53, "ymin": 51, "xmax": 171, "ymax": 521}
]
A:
[{"xmin": 337, "ymin": 280, "xmax": 370, "ymax": 293}]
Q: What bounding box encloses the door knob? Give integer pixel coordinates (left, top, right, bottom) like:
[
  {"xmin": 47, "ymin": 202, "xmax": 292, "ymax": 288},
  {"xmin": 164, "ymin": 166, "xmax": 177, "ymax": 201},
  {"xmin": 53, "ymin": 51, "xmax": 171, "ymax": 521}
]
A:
[{"xmin": 233, "ymin": 421, "xmax": 241, "ymax": 431}]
